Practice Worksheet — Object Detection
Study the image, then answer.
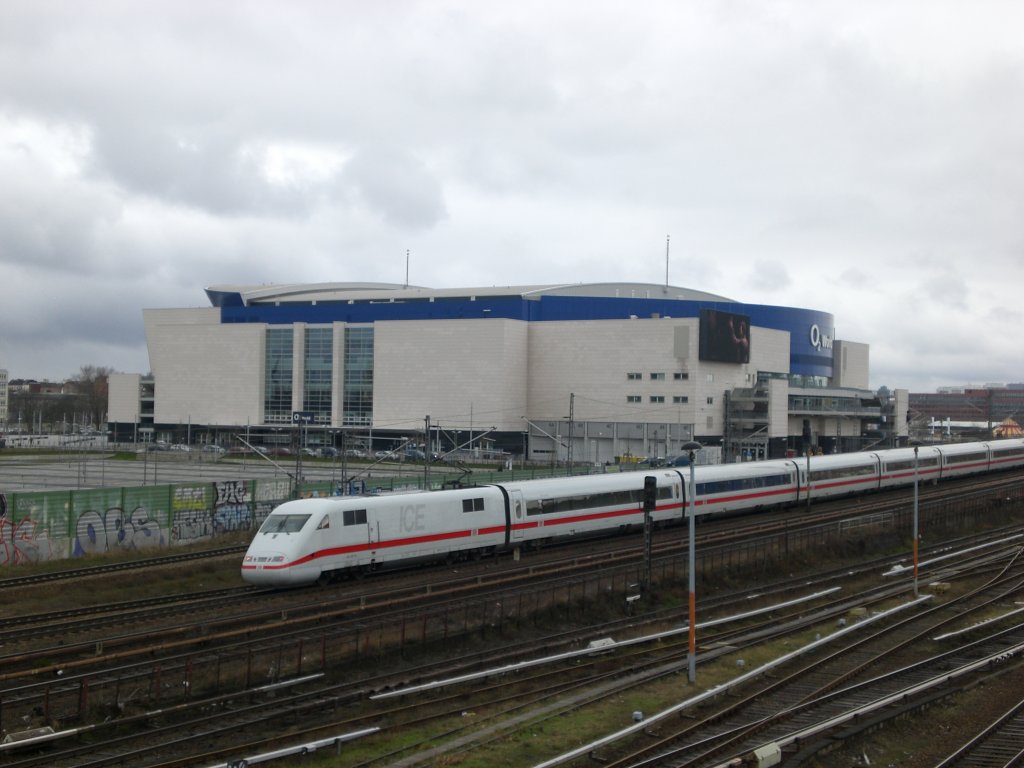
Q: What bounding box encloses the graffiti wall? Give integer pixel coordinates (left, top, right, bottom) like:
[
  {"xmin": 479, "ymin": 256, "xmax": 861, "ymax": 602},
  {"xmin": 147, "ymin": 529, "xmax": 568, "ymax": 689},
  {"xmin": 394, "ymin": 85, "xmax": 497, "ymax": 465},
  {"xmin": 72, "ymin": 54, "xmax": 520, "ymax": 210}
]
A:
[
  {"xmin": 171, "ymin": 483, "xmax": 214, "ymax": 544},
  {"xmin": 0, "ymin": 477, "xmax": 307, "ymax": 568},
  {"xmin": 0, "ymin": 492, "xmax": 57, "ymax": 565},
  {"xmin": 71, "ymin": 487, "xmax": 166, "ymax": 557}
]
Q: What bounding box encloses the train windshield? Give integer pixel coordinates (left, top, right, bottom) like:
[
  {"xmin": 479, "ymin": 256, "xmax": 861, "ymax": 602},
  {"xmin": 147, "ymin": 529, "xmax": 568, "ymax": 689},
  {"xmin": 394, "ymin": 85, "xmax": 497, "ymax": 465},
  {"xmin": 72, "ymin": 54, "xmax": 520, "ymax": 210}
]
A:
[{"xmin": 259, "ymin": 514, "xmax": 312, "ymax": 534}]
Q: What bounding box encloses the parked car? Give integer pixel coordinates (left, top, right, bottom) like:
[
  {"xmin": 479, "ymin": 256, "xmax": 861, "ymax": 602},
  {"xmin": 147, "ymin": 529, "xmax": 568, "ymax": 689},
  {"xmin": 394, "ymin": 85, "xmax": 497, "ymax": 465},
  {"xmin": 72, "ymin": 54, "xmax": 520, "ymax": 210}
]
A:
[
  {"xmin": 319, "ymin": 446, "xmax": 339, "ymax": 458},
  {"xmin": 374, "ymin": 449, "xmax": 397, "ymax": 460},
  {"xmin": 663, "ymin": 454, "xmax": 692, "ymax": 467},
  {"xmin": 344, "ymin": 448, "xmax": 367, "ymax": 459},
  {"xmin": 202, "ymin": 444, "xmax": 226, "ymax": 454},
  {"xmin": 636, "ymin": 456, "xmax": 664, "ymax": 468}
]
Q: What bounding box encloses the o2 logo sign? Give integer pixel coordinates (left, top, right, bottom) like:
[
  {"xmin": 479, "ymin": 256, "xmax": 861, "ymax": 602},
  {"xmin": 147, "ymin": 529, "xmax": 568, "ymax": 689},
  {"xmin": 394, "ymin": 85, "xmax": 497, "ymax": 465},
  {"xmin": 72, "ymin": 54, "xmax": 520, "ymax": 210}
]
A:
[{"xmin": 809, "ymin": 324, "xmax": 833, "ymax": 352}]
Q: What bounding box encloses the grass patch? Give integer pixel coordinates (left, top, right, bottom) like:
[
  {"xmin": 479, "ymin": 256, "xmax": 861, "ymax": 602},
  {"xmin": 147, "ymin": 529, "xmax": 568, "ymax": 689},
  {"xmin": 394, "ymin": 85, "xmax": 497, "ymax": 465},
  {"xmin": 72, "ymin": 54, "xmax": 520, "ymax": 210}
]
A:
[{"xmin": 0, "ymin": 538, "xmax": 249, "ymax": 615}]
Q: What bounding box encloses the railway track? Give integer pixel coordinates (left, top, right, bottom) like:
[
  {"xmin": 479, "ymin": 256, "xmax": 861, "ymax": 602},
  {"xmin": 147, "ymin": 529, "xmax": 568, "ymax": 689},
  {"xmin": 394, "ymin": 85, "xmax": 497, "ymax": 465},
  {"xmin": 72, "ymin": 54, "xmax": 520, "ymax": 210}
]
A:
[
  {"xmin": 0, "ymin": 474, "xmax": 1020, "ymax": 765},
  {"xmin": 599, "ymin": 561, "xmax": 1024, "ymax": 767},
  {"xmin": 3, "ymin": 497, "xmax": 1015, "ymax": 684},
  {"xmin": 0, "ymin": 562, "xmax": 899, "ymax": 766},
  {"xmin": 1, "ymin": 525, "xmax": 1021, "ymax": 767},
  {"xmin": 0, "ymin": 546, "xmax": 247, "ymax": 589},
  {"xmin": 934, "ymin": 692, "xmax": 1024, "ymax": 767}
]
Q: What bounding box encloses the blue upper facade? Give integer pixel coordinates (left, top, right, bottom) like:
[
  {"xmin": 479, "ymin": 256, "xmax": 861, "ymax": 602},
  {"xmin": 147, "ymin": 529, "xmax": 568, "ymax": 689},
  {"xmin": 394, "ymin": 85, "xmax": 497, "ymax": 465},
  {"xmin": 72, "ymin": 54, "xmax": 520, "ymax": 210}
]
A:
[{"xmin": 217, "ymin": 289, "xmax": 835, "ymax": 380}]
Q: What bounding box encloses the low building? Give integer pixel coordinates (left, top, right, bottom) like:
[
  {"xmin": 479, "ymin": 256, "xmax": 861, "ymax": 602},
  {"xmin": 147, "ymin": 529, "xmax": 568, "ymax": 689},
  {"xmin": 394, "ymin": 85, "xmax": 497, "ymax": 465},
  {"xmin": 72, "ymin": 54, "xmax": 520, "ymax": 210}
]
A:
[{"xmin": 909, "ymin": 386, "xmax": 1024, "ymax": 435}]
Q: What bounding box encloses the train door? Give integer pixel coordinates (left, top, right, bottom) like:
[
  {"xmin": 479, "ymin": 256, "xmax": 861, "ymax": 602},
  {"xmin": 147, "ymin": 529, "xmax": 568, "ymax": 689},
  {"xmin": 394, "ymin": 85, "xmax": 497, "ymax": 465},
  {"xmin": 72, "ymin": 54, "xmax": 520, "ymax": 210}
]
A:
[
  {"xmin": 346, "ymin": 507, "xmax": 374, "ymax": 546},
  {"xmin": 511, "ymin": 490, "xmax": 526, "ymax": 540}
]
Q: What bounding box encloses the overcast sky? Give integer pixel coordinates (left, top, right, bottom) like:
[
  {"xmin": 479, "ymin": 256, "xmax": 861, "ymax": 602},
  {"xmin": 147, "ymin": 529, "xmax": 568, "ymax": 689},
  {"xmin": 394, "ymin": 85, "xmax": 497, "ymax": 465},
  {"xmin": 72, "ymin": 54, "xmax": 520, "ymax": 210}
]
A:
[{"xmin": 2, "ymin": 1, "xmax": 1021, "ymax": 393}]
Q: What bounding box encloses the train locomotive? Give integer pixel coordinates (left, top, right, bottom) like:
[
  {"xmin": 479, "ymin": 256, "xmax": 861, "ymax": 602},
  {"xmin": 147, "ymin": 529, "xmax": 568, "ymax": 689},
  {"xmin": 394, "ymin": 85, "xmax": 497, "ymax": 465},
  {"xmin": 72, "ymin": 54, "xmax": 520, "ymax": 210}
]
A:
[{"xmin": 241, "ymin": 438, "xmax": 1024, "ymax": 586}]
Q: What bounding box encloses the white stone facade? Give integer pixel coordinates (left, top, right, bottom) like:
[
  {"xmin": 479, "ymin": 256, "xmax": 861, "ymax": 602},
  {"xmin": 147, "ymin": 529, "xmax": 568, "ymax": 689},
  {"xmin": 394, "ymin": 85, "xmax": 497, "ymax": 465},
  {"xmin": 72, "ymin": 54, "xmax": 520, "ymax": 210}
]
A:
[{"xmin": 104, "ymin": 282, "xmax": 892, "ymax": 460}]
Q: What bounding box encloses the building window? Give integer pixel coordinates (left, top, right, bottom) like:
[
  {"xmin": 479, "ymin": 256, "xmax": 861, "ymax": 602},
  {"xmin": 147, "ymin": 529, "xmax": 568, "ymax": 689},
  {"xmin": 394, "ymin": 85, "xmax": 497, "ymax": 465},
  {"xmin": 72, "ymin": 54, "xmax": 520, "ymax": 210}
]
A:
[
  {"xmin": 650, "ymin": 395, "xmax": 665, "ymax": 403},
  {"xmin": 343, "ymin": 327, "xmax": 374, "ymax": 426},
  {"xmin": 627, "ymin": 372, "xmax": 642, "ymax": 380},
  {"xmin": 650, "ymin": 372, "xmax": 665, "ymax": 381},
  {"xmin": 706, "ymin": 416, "xmax": 714, "ymax": 430},
  {"xmin": 706, "ymin": 396, "xmax": 714, "ymax": 405},
  {"xmin": 706, "ymin": 373, "xmax": 714, "ymax": 383},
  {"xmin": 673, "ymin": 372, "xmax": 689, "ymax": 380},
  {"xmin": 672, "ymin": 396, "xmax": 689, "ymax": 404},
  {"xmin": 264, "ymin": 328, "xmax": 293, "ymax": 424},
  {"xmin": 626, "ymin": 395, "xmax": 641, "ymax": 403},
  {"xmin": 303, "ymin": 327, "xmax": 332, "ymax": 424}
]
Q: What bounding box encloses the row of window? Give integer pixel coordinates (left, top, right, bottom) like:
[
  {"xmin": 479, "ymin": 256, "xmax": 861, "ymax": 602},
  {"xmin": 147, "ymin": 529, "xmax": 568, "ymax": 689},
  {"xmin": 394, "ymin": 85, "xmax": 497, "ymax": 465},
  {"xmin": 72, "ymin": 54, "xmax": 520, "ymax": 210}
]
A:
[
  {"xmin": 944, "ymin": 451, "xmax": 988, "ymax": 464},
  {"xmin": 809, "ymin": 465, "xmax": 876, "ymax": 481},
  {"xmin": 264, "ymin": 326, "xmax": 375, "ymax": 427},
  {"xmin": 884, "ymin": 458, "xmax": 939, "ymax": 472},
  {"xmin": 264, "ymin": 328, "xmax": 294, "ymax": 424},
  {"xmin": 627, "ymin": 395, "xmax": 712, "ymax": 405},
  {"xmin": 627, "ymin": 372, "xmax": 722, "ymax": 383},
  {"xmin": 343, "ymin": 327, "xmax": 374, "ymax": 426},
  {"xmin": 526, "ymin": 485, "xmax": 675, "ymax": 516},
  {"xmin": 696, "ymin": 473, "xmax": 792, "ymax": 496},
  {"xmin": 627, "ymin": 372, "xmax": 691, "ymax": 381},
  {"xmin": 627, "ymin": 372, "xmax": 694, "ymax": 381},
  {"xmin": 304, "ymin": 327, "xmax": 332, "ymax": 422},
  {"xmin": 312, "ymin": 499, "xmax": 489, "ymax": 526}
]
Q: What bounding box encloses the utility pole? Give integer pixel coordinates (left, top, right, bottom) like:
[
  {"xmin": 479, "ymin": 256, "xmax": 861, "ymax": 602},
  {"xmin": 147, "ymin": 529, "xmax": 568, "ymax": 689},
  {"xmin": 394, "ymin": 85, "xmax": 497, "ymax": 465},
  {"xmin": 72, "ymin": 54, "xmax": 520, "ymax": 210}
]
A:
[
  {"xmin": 665, "ymin": 234, "xmax": 670, "ymax": 286},
  {"xmin": 566, "ymin": 392, "xmax": 575, "ymax": 476},
  {"xmin": 424, "ymin": 415, "xmax": 431, "ymax": 489},
  {"xmin": 642, "ymin": 475, "xmax": 656, "ymax": 588}
]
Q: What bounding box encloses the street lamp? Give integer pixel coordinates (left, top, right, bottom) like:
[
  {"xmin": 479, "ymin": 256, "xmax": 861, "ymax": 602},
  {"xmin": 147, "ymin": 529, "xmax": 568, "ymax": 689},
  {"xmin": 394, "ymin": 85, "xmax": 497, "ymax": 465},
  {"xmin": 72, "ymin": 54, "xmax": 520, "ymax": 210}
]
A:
[
  {"xmin": 910, "ymin": 438, "xmax": 922, "ymax": 598},
  {"xmin": 681, "ymin": 439, "xmax": 702, "ymax": 683}
]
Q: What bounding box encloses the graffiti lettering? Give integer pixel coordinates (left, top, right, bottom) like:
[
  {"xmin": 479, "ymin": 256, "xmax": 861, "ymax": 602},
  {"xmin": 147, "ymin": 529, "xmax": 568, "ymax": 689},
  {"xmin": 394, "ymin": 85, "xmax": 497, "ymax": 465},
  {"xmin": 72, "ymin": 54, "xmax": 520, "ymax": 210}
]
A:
[
  {"xmin": 212, "ymin": 480, "xmax": 254, "ymax": 533},
  {"xmin": 215, "ymin": 481, "xmax": 250, "ymax": 506},
  {"xmin": 73, "ymin": 506, "xmax": 165, "ymax": 557},
  {"xmin": 213, "ymin": 505, "xmax": 253, "ymax": 533},
  {"xmin": 0, "ymin": 513, "xmax": 54, "ymax": 565},
  {"xmin": 172, "ymin": 486, "xmax": 207, "ymax": 511},
  {"xmin": 171, "ymin": 508, "xmax": 213, "ymax": 543}
]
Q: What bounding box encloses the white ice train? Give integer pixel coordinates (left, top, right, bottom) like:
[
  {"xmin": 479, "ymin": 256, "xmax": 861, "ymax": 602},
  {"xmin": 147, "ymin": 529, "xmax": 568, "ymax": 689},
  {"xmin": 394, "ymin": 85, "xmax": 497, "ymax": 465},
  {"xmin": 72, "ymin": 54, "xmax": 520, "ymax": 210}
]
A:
[{"xmin": 241, "ymin": 438, "xmax": 1024, "ymax": 586}]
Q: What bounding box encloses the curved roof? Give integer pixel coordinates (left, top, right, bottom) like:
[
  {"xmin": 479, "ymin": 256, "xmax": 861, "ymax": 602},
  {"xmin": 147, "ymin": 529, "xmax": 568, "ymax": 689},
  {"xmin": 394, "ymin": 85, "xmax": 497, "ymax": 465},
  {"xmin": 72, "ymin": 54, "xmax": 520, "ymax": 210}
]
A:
[
  {"xmin": 205, "ymin": 281, "xmax": 736, "ymax": 308},
  {"xmin": 204, "ymin": 280, "xmax": 834, "ymax": 379}
]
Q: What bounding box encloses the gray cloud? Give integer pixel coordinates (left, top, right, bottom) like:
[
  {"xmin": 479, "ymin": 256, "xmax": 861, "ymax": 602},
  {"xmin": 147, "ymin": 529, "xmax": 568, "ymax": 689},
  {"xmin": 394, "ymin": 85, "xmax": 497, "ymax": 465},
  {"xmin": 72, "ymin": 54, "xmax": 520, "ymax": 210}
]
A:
[
  {"xmin": 342, "ymin": 147, "xmax": 447, "ymax": 230},
  {"xmin": 0, "ymin": 0, "xmax": 1022, "ymax": 391}
]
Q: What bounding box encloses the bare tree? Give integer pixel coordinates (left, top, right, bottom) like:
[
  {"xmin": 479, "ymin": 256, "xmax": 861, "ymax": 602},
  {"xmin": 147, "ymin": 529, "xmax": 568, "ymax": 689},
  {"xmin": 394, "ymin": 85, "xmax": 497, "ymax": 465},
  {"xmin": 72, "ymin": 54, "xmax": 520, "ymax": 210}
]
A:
[{"xmin": 73, "ymin": 366, "xmax": 115, "ymax": 428}]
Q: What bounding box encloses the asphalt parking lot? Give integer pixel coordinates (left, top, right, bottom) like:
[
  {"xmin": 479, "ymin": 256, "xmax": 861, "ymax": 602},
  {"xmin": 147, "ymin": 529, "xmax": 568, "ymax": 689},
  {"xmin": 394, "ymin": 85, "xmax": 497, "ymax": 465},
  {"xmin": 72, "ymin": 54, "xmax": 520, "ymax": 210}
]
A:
[{"xmin": 0, "ymin": 450, "xmax": 373, "ymax": 493}]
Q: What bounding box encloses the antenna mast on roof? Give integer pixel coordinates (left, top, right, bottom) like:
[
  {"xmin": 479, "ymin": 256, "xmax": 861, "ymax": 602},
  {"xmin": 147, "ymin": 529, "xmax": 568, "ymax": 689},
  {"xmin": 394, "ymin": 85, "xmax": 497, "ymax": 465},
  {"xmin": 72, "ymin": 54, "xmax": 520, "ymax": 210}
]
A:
[
  {"xmin": 665, "ymin": 235, "xmax": 670, "ymax": 286},
  {"xmin": 405, "ymin": 249, "xmax": 409, "ymax": 288}
]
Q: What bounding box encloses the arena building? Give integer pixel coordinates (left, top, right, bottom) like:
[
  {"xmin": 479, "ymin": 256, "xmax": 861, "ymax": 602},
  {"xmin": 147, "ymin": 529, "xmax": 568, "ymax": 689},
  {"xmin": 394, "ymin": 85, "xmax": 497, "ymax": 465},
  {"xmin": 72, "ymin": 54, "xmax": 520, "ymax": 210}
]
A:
[{"xmin": 106, "ymin": 282, "xmax": 906, "ymax": 463}]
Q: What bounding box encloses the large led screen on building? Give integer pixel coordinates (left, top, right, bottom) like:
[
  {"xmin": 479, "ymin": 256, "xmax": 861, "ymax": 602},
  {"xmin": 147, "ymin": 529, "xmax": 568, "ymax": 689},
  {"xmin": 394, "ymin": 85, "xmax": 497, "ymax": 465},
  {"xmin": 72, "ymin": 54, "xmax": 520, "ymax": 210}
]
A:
[{"xmin": 698, "ymin": 308, "xmax": 750, "ymax": 364}]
